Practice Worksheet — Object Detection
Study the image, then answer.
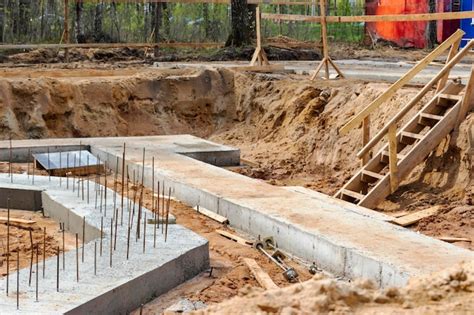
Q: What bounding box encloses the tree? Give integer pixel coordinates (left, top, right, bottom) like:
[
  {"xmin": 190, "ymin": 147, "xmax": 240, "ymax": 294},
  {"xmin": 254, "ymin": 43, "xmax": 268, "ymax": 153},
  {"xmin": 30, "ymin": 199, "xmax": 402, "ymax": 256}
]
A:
[
  {"xmin": 227, "ymin": 0, "xmax": 251, "ymax": 46},
  {"xmin": 150, "ymin": 2, "xmax": 162, "ymax": 56},
  {"xmin": 75, "ymin": 0, "xmax": 84, "ymax": 43},
  {"xmin": 0, "ymin": 1, "xmax": 4, "ymax": 42},
  {"xmin": 94, "ymin": 2, "xmax": 103, "ymax": 41},
  {"xmin": 426, "ymin": 0, "xmax": 437, "ymax": 49}
]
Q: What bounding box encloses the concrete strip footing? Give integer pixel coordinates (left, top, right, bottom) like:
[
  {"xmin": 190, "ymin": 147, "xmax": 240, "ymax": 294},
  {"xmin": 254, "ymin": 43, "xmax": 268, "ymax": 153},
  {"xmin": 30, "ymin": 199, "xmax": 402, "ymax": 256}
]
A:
[
  {"xmin": 0, "ymin": 174, "xmax": 208, "ymax": 314},
  {"xmin": 1, "ymin": 135, "xmax": 473, "ymax": 289}
]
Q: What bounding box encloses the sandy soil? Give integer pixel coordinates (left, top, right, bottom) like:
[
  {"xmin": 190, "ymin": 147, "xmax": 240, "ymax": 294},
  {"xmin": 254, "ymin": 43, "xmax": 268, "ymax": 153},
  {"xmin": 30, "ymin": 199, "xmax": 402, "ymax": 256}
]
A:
[
  {"xmin": 196, "ymin": 261, "xmax": 474, "ymax": 314},
  {"xmin": 0, "ymin": 67, "xmax": 471, "ymax": 247},
  {"xmin": 0, "ymin": 209, "xmax": 77, "ymax": 277}
]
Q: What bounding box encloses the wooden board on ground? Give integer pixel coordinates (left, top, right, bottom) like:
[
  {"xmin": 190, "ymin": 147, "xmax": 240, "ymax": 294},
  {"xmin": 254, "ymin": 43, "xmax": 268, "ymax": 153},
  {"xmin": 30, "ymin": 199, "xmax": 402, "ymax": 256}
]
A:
[
  {"xmin": 0, "ymin": 216, "xmax": 36, "ymax": 226},
  {"xmin": 216, "ymin": 229, "xmax": 253, "ymax": 247},
  {"xmin": 438, "ymin": 236, "xmax": 472, "ymax": 243},
  {"xmin": 243, "ymin": 258, "xmax": 279, "ymax": 290},
  {"xmin": 391, "ymin": 206, "xmax": 441, "ymax": 227},
  {"xmin": 229, "ymin": 65, "xmax": 286, "ymax": 73},
  {"xmin": 194, "ymin": 205, "xmax": 229, "ymax": 224}
]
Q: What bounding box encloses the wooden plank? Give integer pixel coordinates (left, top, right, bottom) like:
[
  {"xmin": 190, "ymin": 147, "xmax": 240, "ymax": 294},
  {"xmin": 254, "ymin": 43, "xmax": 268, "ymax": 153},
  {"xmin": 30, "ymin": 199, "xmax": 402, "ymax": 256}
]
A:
[
  {"xmin": 438, "ymin": 93, "xmax": 463, "ymax": 101},
  {"xmin": 391, "ymin": 206, "xmax": 440, "ymax": 227},
  {"xmin": 243, "ymin": 258, "xmax": 279, "ymax": 290},
  {"xmin": 388, "ymin": 124, "xmax": 399, "ymax": 193},
  {"xmin": 262, "ymin": 11, "xmax": 474, "ymax": 23},
  {"xmin": 341, "ymin": 189, "xmax": 365, "ymax": 200},
  {"xmin": 457, "ymin": 66, "xmax": 474, "ymax": 125},
  {"xmin": 0, "ymin": 217, "xmax": 36, "ymax": 225},
  {"xmin": 436, "ymin": 38, "xmax": 461, "ymax": 93},
  {"xmin": 320, "ymin": 0, "xmax": 329, "ymax": 80},
  {"xmin": 194, "ymin": 205, "xmax": 229, "ymax": 224},
  {"xmin": 0, "ymin": 42, "xmax": 224, "ymax": 50},
  {"xmin": 340, "ymin": 30, "xmax": 464, "ymax": 135},
  {"xmin": 420, "ymin": 113, "xmax": 444, "ymax": 121},
  {"xmin": 74, "ymin": 0, "xmax": 314, "ymax": 5},
  {"xmin": 229, "ymin": 64, "xmax": 285, "ymax": 72},
  {"xmin": 361, "ymin": 169, "xmax": 384, "ymax": 180},
  {"xmin": 216, "ymin": 229, "xmax": 254, "ymax": 246},
  {"xmin": 356, "ymin": 40, "xmax": 474, "ymax": 160},
  {"xmin": 437, "ymin": 236, "xmax": 471, "ymax": 243},
  {"xmin": 361, "ymin": 116, "xmax": 371, "ymax": 165},
  {"xmin": 401, "ymin": 131, "xmax": 424, "ymax": 141}
]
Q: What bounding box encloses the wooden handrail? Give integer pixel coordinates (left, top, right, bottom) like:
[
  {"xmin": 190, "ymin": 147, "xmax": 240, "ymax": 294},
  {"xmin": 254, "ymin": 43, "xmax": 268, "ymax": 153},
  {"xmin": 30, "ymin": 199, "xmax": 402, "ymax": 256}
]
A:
[
  {"xmin": 339, "ymin": 29, "xmax": 464, "ymax": 135},
  {"xmin": 356, "ymin": 40, "xmax": 474, "ymax": 159}
]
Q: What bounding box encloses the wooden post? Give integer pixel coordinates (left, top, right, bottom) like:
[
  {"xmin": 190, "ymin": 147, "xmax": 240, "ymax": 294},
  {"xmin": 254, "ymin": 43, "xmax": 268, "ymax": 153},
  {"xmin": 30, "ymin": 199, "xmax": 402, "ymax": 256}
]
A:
[
  {"xmin": 457, "ymin": 66, "xmax": 474, "ymax": 126},
  {"xmin": 64, "ymin": 0, "xmax": 69, "ymax": 63},
  {"xmin": 320, "ymin": 0, "xmax": 329, "ymax": 79},
  {"xmin": 310, "ymin": 0, "xmax": 344, "ymax": 80},
  {"xmin": 361, "ymin": 116, "xmax": 371, "ymax": 165},
  {"xmin": 436, "ymin": 37, "xmax": 461, "ymax": 93},
  {"xmin": 388, "ymin": 124, "xmax": 399, "ymax": 193},
  {"xmin": 250, "ymin": 6, "xmax": 270, "ymax": 66}
]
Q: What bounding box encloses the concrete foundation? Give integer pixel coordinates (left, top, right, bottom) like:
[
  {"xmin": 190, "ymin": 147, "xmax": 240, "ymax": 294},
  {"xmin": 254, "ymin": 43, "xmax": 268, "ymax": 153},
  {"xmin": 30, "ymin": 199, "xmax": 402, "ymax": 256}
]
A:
[
  {"xmin": 0, "ymin": 174, "xmax": 208, "ymax": 314},
  {"xmin": 1, "ymin": 135, "xmax": 473, "ymax": 289}
]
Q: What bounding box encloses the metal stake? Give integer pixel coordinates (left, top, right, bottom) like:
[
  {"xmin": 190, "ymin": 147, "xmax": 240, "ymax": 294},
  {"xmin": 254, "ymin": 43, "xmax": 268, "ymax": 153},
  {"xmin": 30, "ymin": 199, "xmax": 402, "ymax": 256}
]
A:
[
  {"xmin": 42, "ymin": 227, "xmax": 46, "ymax": 278},
  {"xmin": 94, "ymin": 242, "xmax": 97, "ymax": 276},
  {"xmin": 16, "ymin": 248, "xmax": 19, "ymax": 310},
  {"xmin": 143, "ymin": 213, "xmax": 147, "ymax": 253},
  {"xmin": 35, "ymin": 246, "xmax": 39, "ymax": 302},
  {"xmin": 6, "ymin": 199, "xmax": 10, "ymax": 296},
  {"xmin": 29, "ymin": 229, "xmax": 33, "ymax": 286},
  {"xmin": 126, "ymin": 227, "xmax": 131, "ymax": 260},
  {"xmin": 165, "ymin": 187, "xmax": 171, "ymax": 242},
  {"xmin": 62, "ymin": 224, "xmax": 65, "ymax": 270},
  {"xmin": 47, "ymin": 146, "xmax": 50, "ymax": 182},
  {"xmin": 76, "ymin": 233, "xmax": 79, "ymax": 282},
  {"xmin": 121, "ymin": 143, "xmax": 126, "ymax": 225},
  {"xmin": 82, "ymin": 217, "xmax": 85, "ymax": 262},
  {"xmin": 109, "ymin": 218, "xmax": 113, "ymax": 268},
  {"xmin": 100, "ymin": 217, "xmax": 103, "ymax": 256},
  {"xmin": 56, "ymin": 246, "xmax": 60, "ymax": 292}
]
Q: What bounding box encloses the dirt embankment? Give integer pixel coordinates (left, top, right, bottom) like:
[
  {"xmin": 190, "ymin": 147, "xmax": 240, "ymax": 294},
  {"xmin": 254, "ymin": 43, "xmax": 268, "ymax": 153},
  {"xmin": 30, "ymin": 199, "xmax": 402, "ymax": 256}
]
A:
[
  {"xmin": 0, "ymin": 68, "xmax": 235, "ymax": 139},
  {"xmin": 194, "ymin": 261, "xmax": 474, "ymax": 315},
  {"xmin": 0, "ymin": 68, "xmax": 472, "ymax": 246}
]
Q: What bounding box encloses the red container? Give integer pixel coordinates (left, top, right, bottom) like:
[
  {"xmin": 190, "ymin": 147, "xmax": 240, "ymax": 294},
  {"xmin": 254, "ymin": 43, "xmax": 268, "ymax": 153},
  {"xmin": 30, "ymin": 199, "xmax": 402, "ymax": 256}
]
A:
[{"xmin": 366, "ymin": 0, "xmax": 428, "ymax": 48}]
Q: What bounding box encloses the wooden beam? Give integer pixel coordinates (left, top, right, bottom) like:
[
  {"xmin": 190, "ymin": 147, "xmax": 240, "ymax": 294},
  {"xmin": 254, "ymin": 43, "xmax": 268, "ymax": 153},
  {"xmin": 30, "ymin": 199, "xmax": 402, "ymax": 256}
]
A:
[
  {"xmin": 391, "ymin": 206, "xmax": 440, "ymax": 227},
  {"xmin": 388, "ymin": 124, "xmax": 399, "ymax": 193},
  {"xmin": 0, "ymin": 42, "xmax": 223, "ymax": 50},
  {"xmin": 74, "ymin": 0, "xmax": 314, "ymax": 5},
  {"xmin": 357, "ymin": 40, "xmax": 474, "ymax": 160},
  {"xmin": 320, "ymin": 0, "xmax": 329, "ymax": 79},
  {"xmin": 194, "ymin": 205, "xmax": 229, "ymax": 224},
  {"xmin": 436, "ymin": 37, "xmax": 461, "ymax": 93},
  {"xmin": 340, "ymin": 30, "xmax": 464, "ymax": 135},
  {"xmin": 457, "ymin": 66, "xmax": 474, "ymax": 126},
  {"xmin": 216, "ymin": 229, "xmax": 254, "ymax": 246},
  {"xmin": 361, "ymin": 116, "xmax": 370, "ymax": 165},
  {"xmin": 0, "ymin": 217, "xmax": 36, "ymax": 226},
  {"xmin": 243, "ymin": 258, "xmax": 279, "ymax": 290},
  {"xmin": 437, "ymin": 236, "xmax": 471, "ymax": 243},
  {"xmin": 262, "ymin": 11, "xmax": 474, "ymax": 23}
]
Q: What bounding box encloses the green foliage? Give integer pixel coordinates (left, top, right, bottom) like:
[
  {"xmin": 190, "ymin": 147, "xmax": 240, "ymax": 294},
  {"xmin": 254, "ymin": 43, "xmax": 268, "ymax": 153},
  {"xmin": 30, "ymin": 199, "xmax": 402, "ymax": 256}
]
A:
[{"xmin": 0, "ymin": 1, "xmax": 365, "ymax": 45}]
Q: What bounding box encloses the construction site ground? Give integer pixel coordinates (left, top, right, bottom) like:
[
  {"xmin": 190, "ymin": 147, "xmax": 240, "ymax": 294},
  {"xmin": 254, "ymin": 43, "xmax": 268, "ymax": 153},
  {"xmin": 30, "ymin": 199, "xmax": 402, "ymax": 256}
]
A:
[{"xmin": 0, "ymin": 44, "xmax": 473, "ymax": 313}]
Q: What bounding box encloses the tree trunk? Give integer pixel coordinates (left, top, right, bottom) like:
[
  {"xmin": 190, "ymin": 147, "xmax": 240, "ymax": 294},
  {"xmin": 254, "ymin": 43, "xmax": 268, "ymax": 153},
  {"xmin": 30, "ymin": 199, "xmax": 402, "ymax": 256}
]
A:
[
  {"xmin": 0, "ymin": 0, "xmax": 4, "ymax": 42},
  {"xmin": 18, "ymin": 0, "xmax": 30, "ymax": 39},
  {"xmin": 75, "ymin": 1, "xmax": 84, "ymax": 43},
  {"xmin": 151, "ymin": 2, "xmax": 162, "ymax": 56},
  {"xmin": 162, "ymin": 3, "xmax": 171, "ymax": 40},
  {"xmin": 227, "ymin": 0, "xmax": 249, "ymax": 46},
  {"xmin": 426, "ymin": 0, "xmax": 437, "ymax": 49},
  {"xmin": 94, "ymin": 2, "xmax": 103, "ymax": 41},
  {"xmin": 203, "ymin": 4, "xmax": 210, "ymax": 40},
  {"xmin": 247, "ymin": 4, "xmax": 257, "ymax": 40}
]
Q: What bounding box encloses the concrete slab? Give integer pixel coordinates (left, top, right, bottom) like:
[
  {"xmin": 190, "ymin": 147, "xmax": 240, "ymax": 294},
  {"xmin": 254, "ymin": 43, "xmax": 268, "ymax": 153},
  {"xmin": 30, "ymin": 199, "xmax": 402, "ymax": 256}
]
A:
[
  {"xmin": 1, "ymin": 135, "xmax": 472, "ymax": 288},
  {"xmin": 0, "ymin": 174, "xmax": 208, "ymax": 314}
]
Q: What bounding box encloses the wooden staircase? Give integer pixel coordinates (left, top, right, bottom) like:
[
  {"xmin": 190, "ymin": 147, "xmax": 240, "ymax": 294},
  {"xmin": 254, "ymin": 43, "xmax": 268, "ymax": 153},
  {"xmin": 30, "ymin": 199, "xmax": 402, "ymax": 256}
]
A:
[{"xmin": 335, "ymin": 30, "xmax": 474, "ymax": 209}]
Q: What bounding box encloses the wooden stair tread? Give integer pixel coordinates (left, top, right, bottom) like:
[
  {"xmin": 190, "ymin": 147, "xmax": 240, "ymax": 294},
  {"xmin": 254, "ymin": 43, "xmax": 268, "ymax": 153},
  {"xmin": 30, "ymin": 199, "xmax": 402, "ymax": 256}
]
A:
[
  {"xmin": 381, "ymin": 151, "xmax": 407, "ymax": 160},
  {"xmin": 438, "ymin": 93, "xmax": 463, "ymax": 101},
  {"xmin": 401, "ymin": 131, "xmax": 424, "ymax": 140},
  {"xmin": 419, "ymin": 112, "xmax": 444, "ymax": 120},
  {"xmin": 341, "ymin": 189, "xmax": 365, "ymax": 200},
  {"xmin": 361, "ymin": 170, "xmax": 384, "ymax": 180}
]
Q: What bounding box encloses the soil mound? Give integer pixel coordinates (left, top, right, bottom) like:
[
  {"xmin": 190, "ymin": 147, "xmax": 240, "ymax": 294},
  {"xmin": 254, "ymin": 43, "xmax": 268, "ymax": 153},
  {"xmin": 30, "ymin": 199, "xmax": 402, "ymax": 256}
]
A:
[{"xmin": 194, "ymin": 261, "xmax": 474, "ymax": 314}]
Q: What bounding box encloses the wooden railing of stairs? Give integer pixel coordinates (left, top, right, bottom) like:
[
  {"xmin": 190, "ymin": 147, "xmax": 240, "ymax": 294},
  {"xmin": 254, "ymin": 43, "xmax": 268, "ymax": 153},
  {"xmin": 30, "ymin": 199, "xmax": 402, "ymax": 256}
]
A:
[{"xmin": 335, "ymin": 30, "xmax": 474, "ymax": 209}]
